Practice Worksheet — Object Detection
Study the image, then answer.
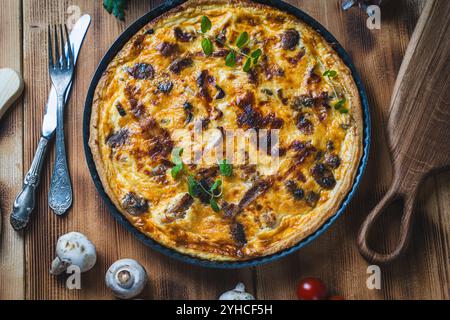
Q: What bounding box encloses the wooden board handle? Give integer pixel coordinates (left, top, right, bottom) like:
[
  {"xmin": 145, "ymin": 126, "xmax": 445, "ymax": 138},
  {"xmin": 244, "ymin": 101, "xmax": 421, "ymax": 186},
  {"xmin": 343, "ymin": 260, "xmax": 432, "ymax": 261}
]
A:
[
  {"xmin": 357, "ymin": 0, "xmax": 450, "ymax": 264},
  {"xmin": 357, "ymin": 177, "xmax": 419, "ymax": 264},
  {"xmin": 0, "ymin": 68, "xmax": 23, "ymax": 121}
]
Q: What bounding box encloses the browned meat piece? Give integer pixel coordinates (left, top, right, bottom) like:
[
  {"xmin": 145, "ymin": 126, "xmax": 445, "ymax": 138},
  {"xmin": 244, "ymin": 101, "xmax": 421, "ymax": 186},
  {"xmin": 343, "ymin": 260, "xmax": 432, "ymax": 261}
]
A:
[
  {"xmin": 297, "ymin": 113, "xmax": 314, "ymax": 135},
  {"xmin": 106, "ymin": 129, "xmax": 129, "ymax": 148},
  {"xmin": 174, "ymin": 27, "xmax": 195, "ymax": 42},
  {"xmin": 122, "ymin": 192, "xmax": 149, "ymax": 215},
  {"xmin": 139, "ymin": 118, "xmax": 174, "ymax": 159},
  {"xmin": 129, "ymin": 100, "xmax": 145, "ymax": 118},
  {"xmin": 324, "ymin": 153, "xmax": 341, "ymax": 169},
  {"xmin": 305, "ymin": 191, "xmax": 320, "ymax": 208},
  {"xmin": 287, "ymin": 48, "xmax": 306, "ymax": 65},
  {"xmin": 215, "ymin": 85, "xmax": 225, "ymax": 99},
  {"xmin": 281, "ymin": 29, "xmax": 300, "ymax": 50},
  {"xmin": 169, "ymin": 57, "xmax": 193, "ymax": 74},
  {"xmin": 116, "ymin": 103, "xmax": 126, "ymax": 116},
  {"xmin": 197, "ymin": 70, "xmax": 212, "ymax": 102},
  {"xmin": 215, "ymin": 29, "xmax": 227, "ymax": 47},
  {"xmin": 277, "ymin": 88, "xmax": 289, "ymax": 105},
  {"xmin": 127, "ymin": 63, "xmax": 154, "ymax": 80},
  {"xmin": 311, "ymin": 163, "xmax": 336, "ymax": 189},
  {"xmin": 285, "ymin": 180, "xmax": 305, "ymax": 200},
  {"xmin": 284, "ymin": 141, "xmax": 317, "ymax": 177},
  {"xmin": 156, "ymin": 42, "xmax": 178, "ymax": 57},
  {"xmin": 222, "ymin": 202, "xmax": 240, "ymax": 218},
  {"xmin": 238, "ymin": 164, "xmax": 257, "ymax": 181},
  {"xmin": 292, "ymin": 94, "xmax": 315, "ymax": 110},
  {"xmin": 212, "ymin": 49, "xmax": 229, "ymax": 57},
  {"xmin": 316, "ymin": 104, "xmax": 329, "ymax": 121},
  {"xmin": 238, "ymin": 179, "xmax": 273, "ymax": 208},
  {"xmin": 307, "ymin": 68, "xmax": 321, "ymax": 84},
  {"xmin": 248, "ymin": 68, "xmax": 259, "ymax": 85},
  {"xmin": 131, "ymin": 34, "xmax": 146, "ymax": 53},
  {"xmin": 230, "ymin": 222, "xmax": 247, "ymax": 247},
  {"xmin": 157, "ymin": 81, "xmax": 173, "ymax": 93},
  {"xmin": 196, "ymin": 166, "xmax": 219, "ymax": 181},
  {"xmin": 165, "ymin": 193, "xmax": 194, "ymax": 218}
]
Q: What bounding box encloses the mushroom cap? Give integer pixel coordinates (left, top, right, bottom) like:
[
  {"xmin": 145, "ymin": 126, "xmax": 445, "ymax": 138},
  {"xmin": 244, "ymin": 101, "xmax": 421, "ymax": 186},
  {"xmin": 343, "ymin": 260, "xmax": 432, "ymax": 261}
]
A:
[
  {"xmin": 219, "ymin": 282, "xmax": 255, "ymax": 300},
  {"xmin": 53, "ymin": 232, "xmax": 97, "ymax": 274},
  {"xmin": 105, "ymin": 258, "xmax": 147, "ymax": 299}
]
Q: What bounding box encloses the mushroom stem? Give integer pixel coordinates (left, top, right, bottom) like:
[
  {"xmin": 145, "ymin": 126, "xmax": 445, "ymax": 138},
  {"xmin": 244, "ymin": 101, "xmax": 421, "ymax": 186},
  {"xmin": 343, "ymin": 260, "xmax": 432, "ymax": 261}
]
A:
[
  {"xmin": 50, "ymin": 257, "xmax": 71, "ymax": 275},
  {"xmin": 116, "ymin": 269, "xmax": 134, "ymax": 289}
]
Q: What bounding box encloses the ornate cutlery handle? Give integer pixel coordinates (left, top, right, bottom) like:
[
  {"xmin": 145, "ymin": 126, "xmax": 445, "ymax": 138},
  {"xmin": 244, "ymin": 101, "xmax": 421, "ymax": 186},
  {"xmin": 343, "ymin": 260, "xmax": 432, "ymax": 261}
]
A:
[
  {"xmin": 48, "ymin": 96, "xmax": 72, "ymax": 215},
  {"xmin": 10, "ymin": 136, "xmax": 49, "ymax": 230}
]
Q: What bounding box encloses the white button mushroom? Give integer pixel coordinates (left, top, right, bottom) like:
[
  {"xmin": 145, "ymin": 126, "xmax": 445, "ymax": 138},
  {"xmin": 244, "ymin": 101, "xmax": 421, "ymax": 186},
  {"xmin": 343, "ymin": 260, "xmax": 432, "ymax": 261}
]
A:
[
  {"xmin": 219, "ymin": 283, "xmax": 255, "ymax": 300},
  {"xmin": 50, "ymin": 232, "xmax": 97, "ymax": 275},
  {"xmin": 105, "ymin": 258, "xmax": 147, "ymax": 299}
]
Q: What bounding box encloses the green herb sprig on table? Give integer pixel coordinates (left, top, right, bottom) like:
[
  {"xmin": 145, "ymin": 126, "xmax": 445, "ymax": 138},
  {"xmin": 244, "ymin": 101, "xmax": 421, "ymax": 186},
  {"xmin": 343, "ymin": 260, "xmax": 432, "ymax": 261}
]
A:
[
  {"xmin": 199, "ymin": 16, "xmax": 263, "ymax": 73},
  {"xmin": 103, "ymin": 0, "xmax": 127, "ymax": 21}
]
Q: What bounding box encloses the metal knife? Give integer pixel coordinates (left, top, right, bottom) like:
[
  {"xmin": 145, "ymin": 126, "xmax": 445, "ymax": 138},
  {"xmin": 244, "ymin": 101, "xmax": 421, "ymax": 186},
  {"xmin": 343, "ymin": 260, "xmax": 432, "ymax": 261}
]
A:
[{"xmin": 10, "ymin": 14, "xmax": 91, "ymax": 231}]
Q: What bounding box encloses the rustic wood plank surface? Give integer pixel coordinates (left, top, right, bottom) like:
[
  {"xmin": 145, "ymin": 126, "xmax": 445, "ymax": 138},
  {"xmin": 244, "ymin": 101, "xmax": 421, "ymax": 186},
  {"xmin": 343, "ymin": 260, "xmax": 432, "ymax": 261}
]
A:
[
  {"xmin": 0, "ymin": 0, "xmax": 448, "ymax": 300},
  {"xmin": 0, "ymin": 0, "xmax": 25, "ymax": 300}
]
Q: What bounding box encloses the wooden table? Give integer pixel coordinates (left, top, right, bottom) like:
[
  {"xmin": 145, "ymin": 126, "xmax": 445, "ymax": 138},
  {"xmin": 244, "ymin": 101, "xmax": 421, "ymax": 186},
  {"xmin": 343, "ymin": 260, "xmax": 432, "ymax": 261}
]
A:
[{"xmin": 0, "ymin": 0, "xmax": 448, "ymax": 300}]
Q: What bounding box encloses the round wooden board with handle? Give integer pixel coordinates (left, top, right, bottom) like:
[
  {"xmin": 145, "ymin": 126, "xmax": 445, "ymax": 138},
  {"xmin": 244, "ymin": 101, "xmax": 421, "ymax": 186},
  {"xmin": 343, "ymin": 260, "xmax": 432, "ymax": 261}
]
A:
[
  {"xmin": 0, "ymin": 68, "xmax": 24, "ymax": 236},
  {"xmin": 357, "ymin": 0, "xmax": 450, "ymax": 264}
]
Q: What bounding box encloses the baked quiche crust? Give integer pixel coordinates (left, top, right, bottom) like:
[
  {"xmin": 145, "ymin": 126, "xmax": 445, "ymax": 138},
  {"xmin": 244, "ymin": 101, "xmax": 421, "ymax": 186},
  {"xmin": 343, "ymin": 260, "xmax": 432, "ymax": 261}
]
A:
[{"xmin": 89, "ymin": 0, "xmax": 363, "ymax": 261}]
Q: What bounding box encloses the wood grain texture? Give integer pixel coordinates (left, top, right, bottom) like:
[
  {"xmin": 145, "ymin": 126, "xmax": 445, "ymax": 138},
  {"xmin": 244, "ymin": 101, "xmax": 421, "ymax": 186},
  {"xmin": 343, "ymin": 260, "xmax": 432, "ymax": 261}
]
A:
[
  {"xmin": 0, "ymin": 0, "xmax": 25, "ymax": 300},
  {"xmin": 0, "ymin": 0, "xmax": 448, "ymax": 300},
  {"xmin": 357, "ymin": 0, "xmax": 450, "ymax": 264}
]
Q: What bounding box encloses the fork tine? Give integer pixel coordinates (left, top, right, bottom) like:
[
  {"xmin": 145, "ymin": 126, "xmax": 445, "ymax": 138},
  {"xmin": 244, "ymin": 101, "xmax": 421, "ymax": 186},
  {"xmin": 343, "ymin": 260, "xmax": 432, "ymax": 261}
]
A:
[
  {"xmin": 53, "ymin": 25, "xmax": 60, "ymax": 68},
  {"xmin": 59, "ymin": 24, "xmax": 67, "ymax": 69},
  {"xmin": 47, "ymin": 25, "xmax": 54, "ymax": 68},
  {"xmin": 64, "ymin": 24, "xmax": 73, "ymax": 69}
]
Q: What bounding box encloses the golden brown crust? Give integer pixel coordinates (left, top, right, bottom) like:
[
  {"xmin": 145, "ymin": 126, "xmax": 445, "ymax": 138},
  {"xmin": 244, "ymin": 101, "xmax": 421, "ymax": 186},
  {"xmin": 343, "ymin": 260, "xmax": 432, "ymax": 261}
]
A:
[{"xmin": 89, "ymin": 0, "xmax": 363, "ymax": 261}]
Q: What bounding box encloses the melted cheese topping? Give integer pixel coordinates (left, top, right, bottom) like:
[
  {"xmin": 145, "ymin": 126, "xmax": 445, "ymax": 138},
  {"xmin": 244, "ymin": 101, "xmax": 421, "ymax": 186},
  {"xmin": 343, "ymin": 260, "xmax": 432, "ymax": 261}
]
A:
[{"xmin": 90, "ymin": 0, "xmax": 363, "ymax": 261}]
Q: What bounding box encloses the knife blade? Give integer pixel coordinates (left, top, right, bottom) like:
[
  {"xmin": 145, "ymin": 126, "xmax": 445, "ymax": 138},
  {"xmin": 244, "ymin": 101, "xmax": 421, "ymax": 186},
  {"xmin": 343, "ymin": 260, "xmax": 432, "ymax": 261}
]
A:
[{"xmin": 42, "ymin": 14, "xmax": 91, "ymax": 138}]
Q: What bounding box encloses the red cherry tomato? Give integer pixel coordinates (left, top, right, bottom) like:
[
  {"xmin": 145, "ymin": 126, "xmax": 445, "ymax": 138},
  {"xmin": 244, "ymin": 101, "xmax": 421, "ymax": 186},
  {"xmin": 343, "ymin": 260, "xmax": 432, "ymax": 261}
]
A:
[
  {"xmin": 296, "ymin": 277, "xmax": 328, "ymax": 300},
  {"xmin": 329, "ymin": 295, "xmax": 345, "ymax": 300}
]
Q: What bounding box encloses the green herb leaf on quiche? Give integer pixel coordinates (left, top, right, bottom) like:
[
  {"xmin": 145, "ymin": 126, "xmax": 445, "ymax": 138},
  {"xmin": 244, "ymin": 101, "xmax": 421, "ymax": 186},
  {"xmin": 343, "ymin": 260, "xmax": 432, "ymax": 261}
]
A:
[
  {"xmin": 226, "ymin": 50, "xmax": 236, "ymax": 67},
  {"xmin": 323, "ymin": 70, "xmax": 338, "ymax": 78},
  {"xmin": 201, "ymin": 15, "xmax": 212, "ymax": 33},
  {"xmin": 251, "ymin": 49, "xmax": 262, "ymax": 64},
  {"xmin": 170, "ymin": 147, "xmax": 184, "ymax": 178},
  {"xmin": 209, "ymin": 198, "xmax": 221, "ymax": 212},
  {"xmin": 236, "ymin": 31, "xmax": 249, "ymax": 49},
  {"xmin": 201, "ymin": 38, "xmax": 213, "ymax": 55},
  {"xmin": 243, "ymin": 57, "xmax": 252, "ymax": 72},
  {"xmin": 188, "ymin": 176, "xmax": 200, "ymax": 198},
  {"xmin": 219, "ymin": 159, "xmax": 233, "ymax": 177},
  {"xmin": 210, "ymin": 179, "xmax": 222, "ymax": 196},
  {"xmin": 334, "ymin": 98, "xmax": 346, "ymax": 110}
]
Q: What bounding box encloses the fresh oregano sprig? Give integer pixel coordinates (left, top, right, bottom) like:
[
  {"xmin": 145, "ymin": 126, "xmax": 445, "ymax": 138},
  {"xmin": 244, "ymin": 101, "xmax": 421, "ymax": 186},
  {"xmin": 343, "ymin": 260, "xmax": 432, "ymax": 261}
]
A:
[
  {"xmin": 187, "ymin": 175, "xmax": 223, "ymax": 212},
  {"xmin": 199, "ymin": 16, "xmax": 262, "ymax": 72},
  {"xmin": 200, "ymin": 16, "xmax": 214, "ymax": 55},
  {"xmin": 103, "ymin": 0, "xmax": 127, "ymax": 21}
]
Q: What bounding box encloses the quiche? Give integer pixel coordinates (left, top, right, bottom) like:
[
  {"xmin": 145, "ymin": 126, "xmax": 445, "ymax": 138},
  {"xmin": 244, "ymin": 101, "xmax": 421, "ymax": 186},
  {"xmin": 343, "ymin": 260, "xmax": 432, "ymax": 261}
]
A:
[{"xmin": 89, "ymin": 0, "xmax": 363, "ymax": 261}]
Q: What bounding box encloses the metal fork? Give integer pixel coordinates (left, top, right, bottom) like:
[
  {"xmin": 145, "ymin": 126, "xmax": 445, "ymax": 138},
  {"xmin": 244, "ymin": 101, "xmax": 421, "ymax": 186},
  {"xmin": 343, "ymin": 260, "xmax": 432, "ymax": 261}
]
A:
[{"xmin": 47, "ymin": 24, "xmax": 73, "ymax": 215}]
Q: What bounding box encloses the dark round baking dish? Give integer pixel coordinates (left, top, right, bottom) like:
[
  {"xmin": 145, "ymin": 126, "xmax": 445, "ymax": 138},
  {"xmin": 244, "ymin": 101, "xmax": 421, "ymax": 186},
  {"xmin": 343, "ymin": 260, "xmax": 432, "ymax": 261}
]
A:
[{"xmin": 83, "ymin": 0, "xmax": 371, "ymax": 269}]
